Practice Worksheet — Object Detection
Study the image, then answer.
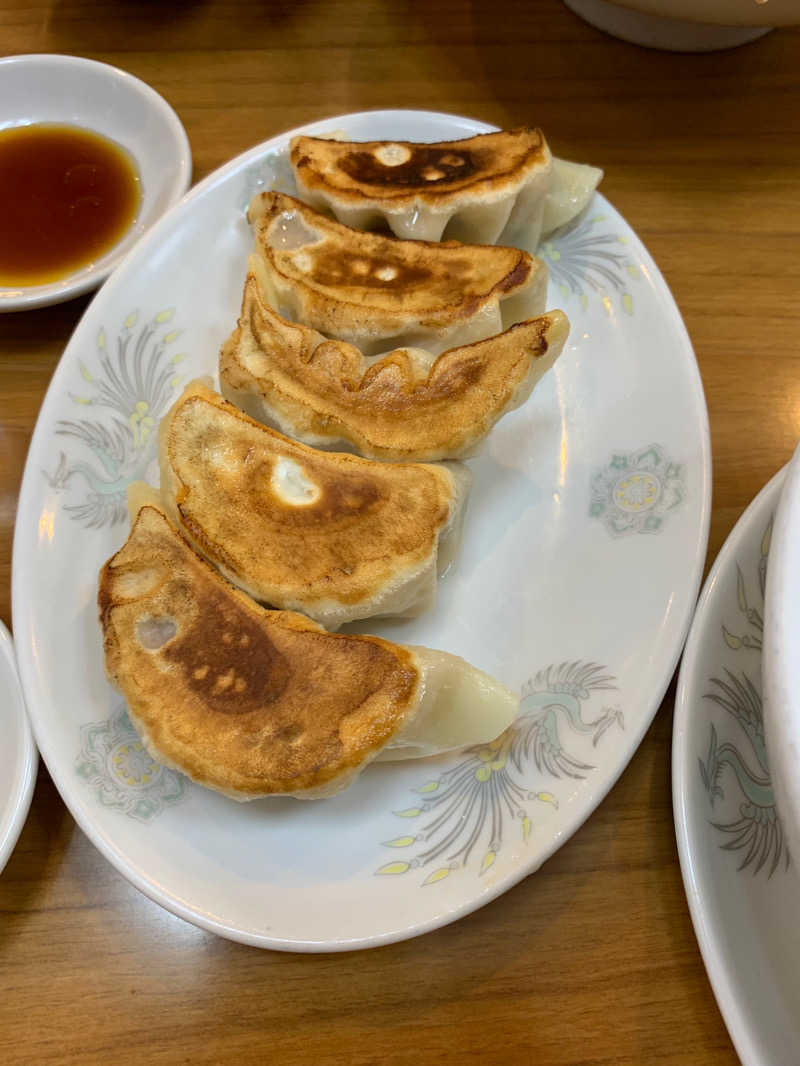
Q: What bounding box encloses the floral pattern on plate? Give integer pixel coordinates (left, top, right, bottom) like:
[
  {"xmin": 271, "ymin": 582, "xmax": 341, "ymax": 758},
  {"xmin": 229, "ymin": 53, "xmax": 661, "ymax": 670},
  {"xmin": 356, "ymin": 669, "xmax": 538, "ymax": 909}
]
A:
[
  {"xmin": 590, "ymin": 444, "xmax": 685, "ymax": 536},
  {"xmin": 42, "ymin": 309, "xmax": 185, "ymax": 528},
  {"xmin": 698, "ymin": 512, "xmax": 790, "ymax": 877},
  {"xmin": 674, "ymin": 467, "xmax": 800, "ymax": 1066},
  {"xmin": 376, "ymin": 661, "xmax": 623, "ymax": 886},
  {"xmin": 76, "ymin": 704, "xmax": 189, "ymax": 823},
  {"xmin": 540, "ymin": 213, "xmax": 641, "ymax": 315}
]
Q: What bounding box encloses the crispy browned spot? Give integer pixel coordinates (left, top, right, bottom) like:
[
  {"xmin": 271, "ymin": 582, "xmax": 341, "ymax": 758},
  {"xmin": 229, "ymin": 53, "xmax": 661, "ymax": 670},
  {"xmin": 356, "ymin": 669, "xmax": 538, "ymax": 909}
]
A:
[
  {"xmin": 162, "ymin": 587, "xmax": 290, "ymax": 714},
  {"xmin": 301, "ymin": 245, "xmax": 433, "ymax": 291},
  {"xmin": 98, "ymin": 505, "xmax": 421, "ymax": 795},
  {"xmin": 339, "ymin": 147, "xmax": 479, "ymax": 188},
  {"xmin": 289, "ymin": 128, "xmax": 548, "ymax": 204},
  {"xmin": 162, "ymin": 388, "xmax": 455, "ymax": 608}
]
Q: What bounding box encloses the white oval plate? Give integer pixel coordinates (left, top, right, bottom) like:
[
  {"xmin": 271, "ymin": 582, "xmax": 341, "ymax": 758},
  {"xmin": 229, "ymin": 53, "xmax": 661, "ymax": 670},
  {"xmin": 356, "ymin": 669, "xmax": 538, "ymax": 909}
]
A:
[
  {"xmin": 0, "ymin": 54, "xmax": 191, "ymax": 312},
  {"xmin": 12, "ymin": 110, "xmax": 710, "ymax": 950},
  {"xmin": 674, "ymin": 469, "xmax": 800, "ymax": 1065},
  {"xmin": 0, "ymin": 621, "xmax": 38, "ymax": 874},
  {"xmin": 764, "ymin": 440, "xmax": 800, "ymax": 865}
]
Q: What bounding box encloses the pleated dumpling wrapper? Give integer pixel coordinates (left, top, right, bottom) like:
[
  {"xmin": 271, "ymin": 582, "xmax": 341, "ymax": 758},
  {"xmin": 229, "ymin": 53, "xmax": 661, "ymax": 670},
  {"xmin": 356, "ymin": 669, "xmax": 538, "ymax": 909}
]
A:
[
  {"xmin": 220, "ymin": 268, "xmax": 570, "ymax": 462},
  {"xmin": 98, "ymin": 503, "xmax": 518, "ymax": 800},
  {"xmin": 249, "ymin": 190, "xmax": 548, "ymax": 355},
  {"xmin": 154, "ymin": 381, "xmax": 470, "ymax": 628},
  {"xmin": 290, "ymin": 127, "xmax": 602, "ymax": 254}
]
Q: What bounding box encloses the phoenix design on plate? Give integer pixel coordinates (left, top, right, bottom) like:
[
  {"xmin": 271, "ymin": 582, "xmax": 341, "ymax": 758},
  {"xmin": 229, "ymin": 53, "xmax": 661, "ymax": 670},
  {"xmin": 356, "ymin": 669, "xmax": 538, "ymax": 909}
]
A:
[
  {"xmin": 43, "ymin": 309, "xmax": 184, "ymax": 528},
  {"xmin": 377, "ymin": 661, "xmax": 623, "ymax": 886},
  {"xmin": 698, "ymin": 514, "xmax": 790, "ymax": 876}
]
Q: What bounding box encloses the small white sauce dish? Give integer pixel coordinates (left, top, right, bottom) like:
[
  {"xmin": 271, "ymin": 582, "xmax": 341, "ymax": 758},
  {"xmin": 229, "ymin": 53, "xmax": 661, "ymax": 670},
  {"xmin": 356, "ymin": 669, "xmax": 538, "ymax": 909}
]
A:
[{"xmin": 0, "ymin": 54, "xmax": 191, "ymax": 312}]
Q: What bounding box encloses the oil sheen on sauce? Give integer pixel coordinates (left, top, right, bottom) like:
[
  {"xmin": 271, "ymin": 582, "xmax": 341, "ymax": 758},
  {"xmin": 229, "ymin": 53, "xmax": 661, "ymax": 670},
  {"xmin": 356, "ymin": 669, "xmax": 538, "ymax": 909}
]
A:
[{"xmin": 0, "ymin": 124, "xmax": 141, "ymax": 287}]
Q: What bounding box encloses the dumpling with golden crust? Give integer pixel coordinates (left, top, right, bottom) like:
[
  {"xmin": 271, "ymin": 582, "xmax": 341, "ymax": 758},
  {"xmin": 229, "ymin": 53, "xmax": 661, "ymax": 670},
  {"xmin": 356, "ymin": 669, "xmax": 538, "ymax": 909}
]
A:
[
  {"xmin": 155, "ymin": 381, "xmax": 471, "ymax": 628},
  {"xmin": 98, "ymin": 503, "xmax": 518, "ymax": 800},
  {"xmin": 290, "ymin": 127, "xmax": 602, "ymax": 253},
  {"xmin": 219, "ymin": 271, "xmax": 570, "ymax": 462},
  {"xmin": 248, "ymin": 190, "xmax": 548, "ymax": 356}
]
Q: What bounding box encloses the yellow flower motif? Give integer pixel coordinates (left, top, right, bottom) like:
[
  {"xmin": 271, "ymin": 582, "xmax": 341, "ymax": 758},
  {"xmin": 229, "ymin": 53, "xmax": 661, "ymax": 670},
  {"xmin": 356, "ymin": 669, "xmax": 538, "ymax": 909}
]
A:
[
  {"xmin": 376, "ymin": 861, "xmax": 410, "ymax": 876},
  {"xmin": 422, "ymin": 867, "xmax": 451, "ymax": 886},
  {"xmin": 475, "ymin": 732, "xmax": 512, "ymax": 780},
  {"xmin": 382, "ymin": 836, "xmax": 415, "ymax": 848},
  {"xmin": 614, "ymin": 472, "xmax": 659, "ymax": 513},
  {"xmin": 129, "ymin": 401, "xmax": 154, "ymax": 448},
  {"xmin": 416, "ymin": 780, "xmax": 440, "ymax": 794}
]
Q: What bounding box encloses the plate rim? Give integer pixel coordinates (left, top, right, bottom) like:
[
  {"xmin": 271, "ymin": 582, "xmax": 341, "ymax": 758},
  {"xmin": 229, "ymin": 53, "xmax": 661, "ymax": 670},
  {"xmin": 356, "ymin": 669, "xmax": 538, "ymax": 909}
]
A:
[
  {"xmin": 0, "ymin": 620, "xmax": 38, "ymax": 875},
  {"xmin": 673, "ymin": 465, "xmax": 787, "ymax": 1066},
  {"xmin": 12, "ymin": 108, "xmax": 712, "ymax": 950},
  {"xmin": 0, "ymin": 52, "xmax": 192, "ymax": 312},
  {"xmin": 763, "ymin": 440, "xmax": 800, "ymax": 870}
]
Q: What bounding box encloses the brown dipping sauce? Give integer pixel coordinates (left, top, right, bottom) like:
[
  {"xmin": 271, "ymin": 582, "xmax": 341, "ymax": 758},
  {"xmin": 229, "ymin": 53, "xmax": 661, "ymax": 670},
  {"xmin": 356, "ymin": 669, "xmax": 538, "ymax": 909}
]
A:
[{"xmin": 0, "ymin": 124, "xmax": 141, "ymax": 287}]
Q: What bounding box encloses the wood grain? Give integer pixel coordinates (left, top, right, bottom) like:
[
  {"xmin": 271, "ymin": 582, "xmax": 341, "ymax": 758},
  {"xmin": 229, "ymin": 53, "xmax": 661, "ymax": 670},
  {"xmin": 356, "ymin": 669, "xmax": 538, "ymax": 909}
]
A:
[{"xmin": 3, "ymin": 2, "xmax": 800, "ymax": 1062}]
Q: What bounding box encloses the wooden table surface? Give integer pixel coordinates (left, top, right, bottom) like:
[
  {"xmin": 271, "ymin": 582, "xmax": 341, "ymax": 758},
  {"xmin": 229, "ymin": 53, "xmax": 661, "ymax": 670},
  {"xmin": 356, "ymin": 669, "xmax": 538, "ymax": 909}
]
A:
[{"xmin": 2, "ymin": 2, "xmax": 799, "ymax": 1062}]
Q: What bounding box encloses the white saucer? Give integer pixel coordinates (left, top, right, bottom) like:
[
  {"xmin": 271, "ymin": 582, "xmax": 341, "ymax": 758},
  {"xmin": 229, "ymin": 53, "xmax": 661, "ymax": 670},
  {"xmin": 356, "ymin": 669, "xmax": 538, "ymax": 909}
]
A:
[
  {"xmin": 0, "ymin": 621, "xmax": 38, "ymax": 873},
  {"xmin": 674, "ymin": 468, "xmax": 800, "ymax": 1065},
  {"xmin": 564, "ymin": 0, "xmax": 770, "ymax": 52},
  {"xmin": 0, "ymin": 54, "xmax": 192, "ymax": 312}
]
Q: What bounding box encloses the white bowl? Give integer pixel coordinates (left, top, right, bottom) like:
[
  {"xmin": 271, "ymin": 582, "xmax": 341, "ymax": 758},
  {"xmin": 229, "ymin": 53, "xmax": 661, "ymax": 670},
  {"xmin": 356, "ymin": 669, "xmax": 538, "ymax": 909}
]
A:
[
  {"xmin": 564, "ymin": 0, "xmax": 797, "ymax": 51},
  {"xmin": 0, "ymin": 54, "xmax": 191, "ymax": 312},
  {"xmin": 763, "ymin": 440, "xmax": 800, "ymax": 872},
  {"xmin": 597, "ymin": 0, "xmax": 796, "ymax": 25}
]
